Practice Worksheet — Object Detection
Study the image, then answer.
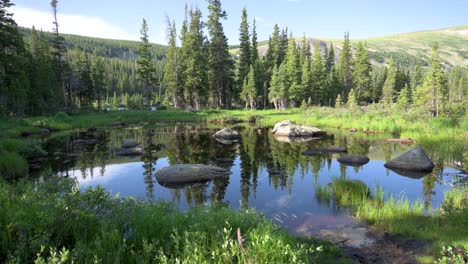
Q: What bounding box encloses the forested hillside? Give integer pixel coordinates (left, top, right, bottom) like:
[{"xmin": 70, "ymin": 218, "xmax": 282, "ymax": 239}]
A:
[{"xmin": 1, "ymin": 0, "xmax": 467, "ymax": 116}]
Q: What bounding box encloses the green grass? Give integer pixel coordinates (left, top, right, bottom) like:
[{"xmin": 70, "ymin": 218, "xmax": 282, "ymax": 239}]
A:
[
  {"xmin": 316, "ymin": 178, "xmax": 468, "ymax": 262},
  {"xmin": 0, "ymin": 176, "xmax": 354, "ymax": 263}
]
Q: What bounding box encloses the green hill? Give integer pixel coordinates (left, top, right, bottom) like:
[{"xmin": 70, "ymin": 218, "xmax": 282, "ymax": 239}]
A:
[{"xmin": 231, "ymin": 25, "xmax": 468, "ymax": 68}]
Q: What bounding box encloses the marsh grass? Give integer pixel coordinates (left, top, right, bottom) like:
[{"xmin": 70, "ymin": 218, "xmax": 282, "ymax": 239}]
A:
[
  {"xmin": 315, "ymin": 178, "xmax": 468, "ymax": 262},
  {"xmin": 0, "ymin": 177, "xmax": 343, "ymax": 263}
]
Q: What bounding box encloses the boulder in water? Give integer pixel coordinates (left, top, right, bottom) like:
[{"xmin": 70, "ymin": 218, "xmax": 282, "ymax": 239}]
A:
[
  {"xmin": 213, "ymin": 128, "xmax": 241, "ymax": 140},
  {"xmin": 156, "ymin": 164, "xmax": 231, "ymax": 186},
  {"xmin": 384, "ymin": 147, "xmax": 434, "ymax": 172},
  {"xmin": 272, "ymin": 120, "xmax": 325, "ymax": 138},
  {"xmin": 338, "ymin": 154, "xmax": 370, "ymax": 167}
]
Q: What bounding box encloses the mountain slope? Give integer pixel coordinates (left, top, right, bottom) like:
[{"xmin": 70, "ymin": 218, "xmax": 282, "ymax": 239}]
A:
[{"xmin": 232, "ymin": 25, "xmax": 468, "ymax": 68}]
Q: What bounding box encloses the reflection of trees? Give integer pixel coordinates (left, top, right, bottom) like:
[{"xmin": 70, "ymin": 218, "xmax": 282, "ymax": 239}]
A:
[
  {"xmin": 347, "ymin": 136, "xmax": 371, "ymax": 156},
  {"xmin": 142, "ymin": 129, "xmax": 162, "ymax": 202}
]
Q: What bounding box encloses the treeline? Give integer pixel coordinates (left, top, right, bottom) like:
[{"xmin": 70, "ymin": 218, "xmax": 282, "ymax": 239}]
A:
[
  {"xmin": 1, "ymin": 0, "xmax": 467, "ymax": 116},
  {"xmin": 159, "ymin": 3, "xmax": 467, "ymax": 116}
]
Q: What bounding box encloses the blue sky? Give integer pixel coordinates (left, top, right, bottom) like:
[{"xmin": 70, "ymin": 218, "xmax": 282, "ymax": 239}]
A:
[{"xmin": 10, "ymin": 0, "xmax": 468, "ymax": 44}]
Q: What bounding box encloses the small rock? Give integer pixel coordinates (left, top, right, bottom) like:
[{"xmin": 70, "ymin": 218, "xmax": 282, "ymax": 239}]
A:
[
  {"xmin": 350, "ymin": 128, "xmax": 357, "ymax": 133},
  {"xmin": 338, "ymin": 154, "xmax": 370, "ymax": 167},
  {"xmin": 87, "ymin": 127, "xmax": 97, "ymax": 132},
  {"xmin": 72, "ymin": 139, "xmax": 99, "ymax": 145},
  {"xmin": 116, "ymin": 147, "xmax": 144, "ymax": 156},
  {"xmin": 110, "ymin": 121, "xmax": 126, "ymax": 127},
  {"xmin": 302, "ymin": 146, "xmax": 348, "ymax": 155},
  {"xmin": 122, "ymin": 139, "xmax": 139, "ymax": 149},
  {"xmin": 20, "ymin": 131, "xmax": 31, "ymax": 137},
  {"xmin": 40, "ymin": 128, "xmax": 50, "ymax": 135}
]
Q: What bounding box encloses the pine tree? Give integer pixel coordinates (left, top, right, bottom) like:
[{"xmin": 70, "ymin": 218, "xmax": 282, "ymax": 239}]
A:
[
  {"xmin": 347, "ymin": 88, "xmax": 358, "ymax": 114},
  {"xmin": 269, "ymin": 65, "xmax": 280, "ymax": 109},
  {"xmin": 284, "ymin": 35, "xmax": 301, "ymax": 105},
  {"xmin": 137, "ymin": 18, "xmax": 155, "ymax": 107},
  {"xmin": 325, "ymin": 42, "xmax": 335, "ymax": 74},
  {"xmin": 91, "ymin": 50, "xmax": 105, "ymax": 110},
  {"xmin": 335, "ymin": 94, "xmax": 342, "ymax": 108},
  {"xmin": 352, "ymin": 42, "xmax": 373, "ymax": 102},
  {"xmin": 183, "ymin": 8, "xmax": 208, "ymax": 110},
  {"xmin": 413, "ymin": 45, "xmax": 447, "ymax": 117},
  {"xmin": 310, "ymin": 42, "xmax": 326, "ymax": 105},
  {"xmin": 382, "ymin": 58, "xmax": 396, "ymax": 105},
  {"xmin": 50, "ymin": 0, "xmax": 67, "ymax": 108},
  {"xmin": 396, "ymin": 84, "xmax": 410, "ymax": 111},
  {"xmin": 237, "ymin": 8, "xmax": 251, "ymax": 96},
  {"xmin": 207, "ymin": 0, "xmax": 234, "ymax": 108},
  {"xmin": 338, "ymin": 32, "xmax": 352, "ymax": 96},
  {"xmin": 164, "ymin": 21, "xmax": 180, "ymax": 108},
  {"xmin": 240, "ymin": 65, "xmax": 256, "ymax": 109}
]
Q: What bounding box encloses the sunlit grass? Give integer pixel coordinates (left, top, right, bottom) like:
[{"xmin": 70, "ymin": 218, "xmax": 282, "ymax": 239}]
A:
[{"xmin": 0, "ymin": 176, "xmax": 352, "ymax": 263}]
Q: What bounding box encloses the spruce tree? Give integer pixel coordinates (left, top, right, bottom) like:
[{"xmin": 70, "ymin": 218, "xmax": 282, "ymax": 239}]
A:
[
  {"xmin": 413, "ymin": 45, "xmax": 447, "ymax": 116},
  {"xmin": 382, "ymin": 58, "xmax": 396, "ymax": 105},
  {"xmin": 50, "ymin": 0, "xmax": 67, "ymax": 108},
  {"xmin": 352, "ymin": 42, "xmax": 373, "ymax": 102},
  {"xmin": 338, "ymin": 32, "xmax": 352, "ymax": 96},
  {"xmin": 240, "ymin": 65, "xmax": 256, "ymax": 109},
  {"xmin": 325, "ymin": 42, "xmax": 335, "ymax": 74},
  {"xmin": 396, "ymin": 84, "xmax": 410, "ymax": 111},
  {"xmin": 347, "ymin": 88, "xmax": 358, "ymax": 114},
  {"xmin": 335, "ymin": 94, "xmax": 342, "ymax": 108},
  {"xmin": 310, "ymin": 42, "xmax": 326, "ymax": 105},
  {"xmin": 183, "ymin": 8, "xmax": 208, "ymax": 110},
  {"xmin": 206, "ymin": 0, "xmax": 234, "ymax": 108},
  {"xmin": 137, "ymin": 18, "xmax": 155, "ymax": 107},
  {"xmin": 91, "ymin": 50, "xmax": 106, "ymax": 110},
  {"xmin": 284, "ymin": 35, "xmax": 301, "ymax": 105},
  {"xmin": 237, "ymin": 8, "xmax": 251, "ymax": 96},
  {"xmin": 164, "ymin": 21, "xmax": 180, "ymax": 108}
]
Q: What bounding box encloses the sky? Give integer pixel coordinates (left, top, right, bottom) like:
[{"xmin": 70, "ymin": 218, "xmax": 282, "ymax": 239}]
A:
[{"xmin": 9, "ymin": 0, "xmax": 468, "ymax": 45}]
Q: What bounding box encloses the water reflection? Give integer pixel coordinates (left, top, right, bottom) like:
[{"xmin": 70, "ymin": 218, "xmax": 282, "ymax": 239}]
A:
[{"xmin": 39, "ymin": 124, "xmax": 466, "ymax": 230}]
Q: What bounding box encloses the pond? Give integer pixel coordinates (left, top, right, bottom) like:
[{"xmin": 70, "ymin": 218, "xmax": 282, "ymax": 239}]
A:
[{"xmin": 38, "ymin": 124, "xmax": 466, "ymax": 237}]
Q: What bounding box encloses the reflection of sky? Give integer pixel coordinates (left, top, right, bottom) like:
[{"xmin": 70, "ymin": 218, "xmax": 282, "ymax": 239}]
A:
[{"xmin": 70, "ymin": 156, "xmax": 455, "ymax": 218}]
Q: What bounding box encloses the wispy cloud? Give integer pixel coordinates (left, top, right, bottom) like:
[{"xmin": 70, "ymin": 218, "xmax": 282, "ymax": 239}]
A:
[{"xmin": 10, "ymin": 6, "xmax": 138, "ymax": 41}]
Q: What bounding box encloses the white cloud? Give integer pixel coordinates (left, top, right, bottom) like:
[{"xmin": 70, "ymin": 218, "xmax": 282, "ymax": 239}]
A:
[{"xmin": 10, "ymin": 6, "xmax": 138, "ymax": 41}]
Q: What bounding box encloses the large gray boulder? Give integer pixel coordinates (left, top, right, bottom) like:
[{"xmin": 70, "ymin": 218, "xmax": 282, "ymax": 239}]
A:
[
  {"xmin": 156, "ymin": 164, "xmax": 231, "ymax": 186},
  {"xmin": 338, "ymin": 154, "xmax": 370, "ymax": 167},
  {"xmin": 272, "ymin": 120, "xmax": 325, "ymax": 138},
  {"xmin": 384, "ymin": 147, "xmax": 434, "ymax": 172},
  {"xmin": 213, "ymin": 128, "xmax": 241, "ymax": 140}
]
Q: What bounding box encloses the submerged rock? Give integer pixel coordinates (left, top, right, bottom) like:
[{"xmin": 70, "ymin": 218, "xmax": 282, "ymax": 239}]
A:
[
  {"xmin": 72, "ymin": 139, "xmax": 99, "ymax": 145},
  {"xmin": 156, "ymin": 164, "xmax": 231, "ymax": 186},
  {"xmin": 385, "ymin": 138, "xmax": 416, "ymax": 145},
  {"xmin": 338, "ymin": 154, "xmax": 370, "ymax": 167},
  {"xmin": 122, "ymin": 139, "xmax": 139, "ymax": 149},
  {"xmin": 384, "ymin": 147, "xmax": 434, "ymax": 172},
  {"xmin": 275, "ymin": 136, "xmax": 319, "ymax": 143},
  {"xmin": 213, "ymin": 128, "xmax": 241, "ymax": 139},
  {"xmin": 272, "ymin": 120, "xmax": 325, "ymax": 138},
  {"xmin": 116, "ymin": 147, "xmax": 144, "ymax": 156},
  {"xmin": 387, "ymin": 168, "xmax": 431, "ymax": 179},
  {"xmin": 302, "ymin": 146, "xmax": 348, "ymax": 155}
]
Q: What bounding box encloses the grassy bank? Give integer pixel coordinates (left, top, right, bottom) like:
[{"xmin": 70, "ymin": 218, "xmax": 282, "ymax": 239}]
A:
[
  {"xmin": 0, "ymin": 176, "xmax": 352, "ymax": 264},
  {"xmin": 1, "ymin": 105, "xmax": 467, "ymax": 140},
  {"xmin": 316, "ymin": 178, "xmax": 468, "ymax": 263}
]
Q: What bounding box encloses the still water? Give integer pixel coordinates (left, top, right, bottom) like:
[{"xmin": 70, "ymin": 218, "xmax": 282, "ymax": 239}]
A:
[{"xmin": 41, "ymin": 124, "xmax": 465, "ymax": 235}]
